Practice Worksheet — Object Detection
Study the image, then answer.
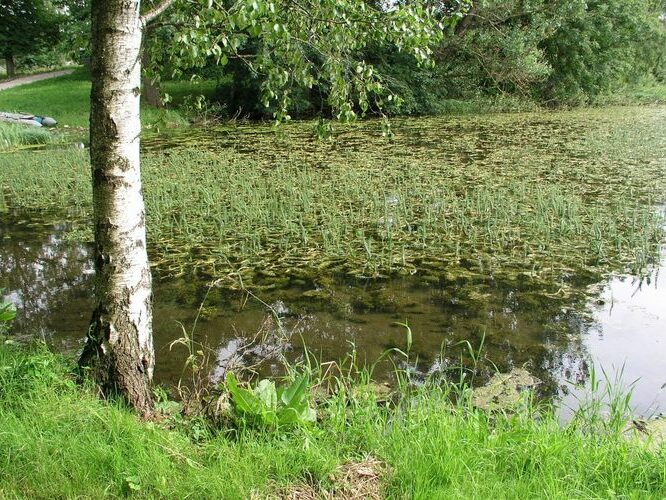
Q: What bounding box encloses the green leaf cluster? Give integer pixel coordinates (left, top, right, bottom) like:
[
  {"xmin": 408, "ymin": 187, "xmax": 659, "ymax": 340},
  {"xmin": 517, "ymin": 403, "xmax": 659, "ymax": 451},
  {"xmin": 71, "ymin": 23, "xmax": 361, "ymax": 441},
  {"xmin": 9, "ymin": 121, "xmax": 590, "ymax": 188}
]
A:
[
  {"xmin": 0, "ymin": 0, "xmax": 63, "ymax": 63},
  {"xmin": 225, "ymin": 371, "xmax": 316, "ymax": 427},
  {"xmin": 540, "ymin": 0, "xmax": 666, "ymax": 103},
  {"xmin": 0, "ymin": 295, "xmax": 16, "ymax": 335},
  {"xmin": 149, "ymin": 0, "xmax": 452, "ymax": 121},
  {"xmin": 143, "ymin": 0, "xmax": 666, "ymax": 117}
]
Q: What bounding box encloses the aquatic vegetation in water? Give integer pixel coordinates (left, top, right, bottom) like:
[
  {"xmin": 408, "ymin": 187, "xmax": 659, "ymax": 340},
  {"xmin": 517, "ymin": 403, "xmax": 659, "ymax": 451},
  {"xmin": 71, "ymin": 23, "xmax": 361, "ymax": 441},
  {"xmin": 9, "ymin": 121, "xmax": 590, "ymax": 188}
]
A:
[{"xmin": 0, "ymin": 106, "xmax": 665, "ymax": 295}]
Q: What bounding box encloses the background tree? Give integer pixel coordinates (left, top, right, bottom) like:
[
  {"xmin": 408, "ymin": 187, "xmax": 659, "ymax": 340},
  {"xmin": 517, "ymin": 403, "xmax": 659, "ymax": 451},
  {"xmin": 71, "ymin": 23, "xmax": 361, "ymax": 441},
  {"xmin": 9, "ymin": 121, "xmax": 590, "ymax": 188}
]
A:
[
  {"xmin": 152, "ymin": 0, "xmax": 666, "ymax": 117},
  {"xmin": 0, "ymin": 0, "xmax": 62, "ymax": 76},
  {"xmin": 541, "ymin": 0, "xmax": 666, "ymax": 103},
  {"xmin": 54, "ymin": 0, "xmax": 91, "ymax": 65},
  {"xmin": 393, "ymin": 0, "xmax": 666, "ymax": 108}
]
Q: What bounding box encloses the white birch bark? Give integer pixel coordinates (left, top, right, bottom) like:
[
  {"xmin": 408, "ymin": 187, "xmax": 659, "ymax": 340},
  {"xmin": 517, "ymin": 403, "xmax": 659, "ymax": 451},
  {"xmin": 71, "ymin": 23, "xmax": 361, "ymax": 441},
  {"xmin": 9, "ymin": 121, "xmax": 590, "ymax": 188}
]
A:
[{"xmin": 80, "ymin": 0, "xmax": 154, "ymax": 415}]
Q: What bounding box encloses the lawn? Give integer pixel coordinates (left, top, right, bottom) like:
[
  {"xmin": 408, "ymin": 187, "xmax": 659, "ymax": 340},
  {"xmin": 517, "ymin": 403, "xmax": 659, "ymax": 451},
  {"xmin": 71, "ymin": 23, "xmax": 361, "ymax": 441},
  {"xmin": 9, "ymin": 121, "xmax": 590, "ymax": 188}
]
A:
[{"xmin": 0, "ymin": 68, "xmax": 208, "ymax": 132}]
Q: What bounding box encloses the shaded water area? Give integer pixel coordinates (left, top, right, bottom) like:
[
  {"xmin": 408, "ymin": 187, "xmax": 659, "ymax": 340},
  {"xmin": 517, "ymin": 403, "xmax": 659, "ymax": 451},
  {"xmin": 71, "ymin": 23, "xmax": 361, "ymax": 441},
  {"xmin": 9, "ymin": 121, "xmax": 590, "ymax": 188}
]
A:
[
  {"xmin": 2, "ymin": 213, "xmax": 664, "ymax": 416},
  {"xmin": 2, "ymin": 107, "xmax": 666, "ymax": 416}
]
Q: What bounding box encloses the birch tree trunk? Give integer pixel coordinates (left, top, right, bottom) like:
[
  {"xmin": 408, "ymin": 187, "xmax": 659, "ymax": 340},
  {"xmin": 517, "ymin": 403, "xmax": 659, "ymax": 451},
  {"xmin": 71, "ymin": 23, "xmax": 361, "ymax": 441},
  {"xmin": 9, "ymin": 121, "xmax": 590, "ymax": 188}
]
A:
[{"xmin": 79, "ymin": 0, "xmax": 154, "ymax": 416}]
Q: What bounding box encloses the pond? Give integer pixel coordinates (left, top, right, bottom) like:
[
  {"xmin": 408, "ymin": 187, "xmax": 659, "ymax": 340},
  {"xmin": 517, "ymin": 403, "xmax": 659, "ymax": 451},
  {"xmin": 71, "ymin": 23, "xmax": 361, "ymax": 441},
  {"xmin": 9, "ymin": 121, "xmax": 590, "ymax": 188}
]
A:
[
  {"xmin": 2, "ymin": 210, "xmax": 664, "ymax": 417},
  {"xmin": 1, "ymin": 106, "xmax": 665, "ymax": 416}
]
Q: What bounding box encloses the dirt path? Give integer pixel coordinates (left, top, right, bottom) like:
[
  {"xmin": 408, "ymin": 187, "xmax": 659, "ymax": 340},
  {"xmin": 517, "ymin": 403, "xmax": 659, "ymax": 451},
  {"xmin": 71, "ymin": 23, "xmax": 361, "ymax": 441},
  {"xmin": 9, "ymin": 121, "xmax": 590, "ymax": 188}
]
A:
[{"xmin": 0, "ymin": 70, "xmax": 76, "ymax": 92}]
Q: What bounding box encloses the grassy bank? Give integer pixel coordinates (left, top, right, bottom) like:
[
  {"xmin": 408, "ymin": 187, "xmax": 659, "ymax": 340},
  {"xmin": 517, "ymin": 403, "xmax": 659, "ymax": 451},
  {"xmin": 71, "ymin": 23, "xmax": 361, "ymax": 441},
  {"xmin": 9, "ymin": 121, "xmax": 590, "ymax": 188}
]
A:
[
  {"xmin": 2, "ymin": 67, "xmax": 664, "ymax": 130},
  {"xmin": 0, "ymin": 69, "xmax": 93, "ymax": 129},
  {"xmin": 0, "ymin": 69, "xmax": 189, "ymax": 133},
  {"xmin": 412, "ymin": 83, "xmax": 666, "ymax": 115},
  {"xmin": 0, "ymin": 341, "xmax": 664, "ymax": 498},
  {"xmin": 596, "ymin": 83, "xmax": 666, "ymax": 107}
]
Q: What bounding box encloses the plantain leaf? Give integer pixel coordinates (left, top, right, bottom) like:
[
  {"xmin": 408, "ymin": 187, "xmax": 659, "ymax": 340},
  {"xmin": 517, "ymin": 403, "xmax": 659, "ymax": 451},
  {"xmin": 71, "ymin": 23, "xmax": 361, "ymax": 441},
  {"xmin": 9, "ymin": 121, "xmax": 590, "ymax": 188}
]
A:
[
  {"xmin": 281, "ymin": 372, "xmax": 309, "ymax": 408},
  {"xmin": 0, "ymin": 300, "xmax": 16, "ymax": 324},
  {"xmin": 254, "ymin": 379, "xmax": 278, "ymax": 411},
  {"xmin": 226, "ymin": 372, "xmax": 262, "ymax": 415}
]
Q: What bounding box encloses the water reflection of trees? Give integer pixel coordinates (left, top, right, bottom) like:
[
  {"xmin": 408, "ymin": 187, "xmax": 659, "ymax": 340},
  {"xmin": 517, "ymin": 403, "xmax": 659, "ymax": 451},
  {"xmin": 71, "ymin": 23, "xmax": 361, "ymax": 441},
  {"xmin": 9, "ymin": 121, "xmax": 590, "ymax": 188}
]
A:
[
  {"xmin": 0, "ymin": 215, "xmax": 603, "ymax": 398},
  {"xmin": 197, "ymin": 276, "xmax": 597, "ymax": 399},
  {"xmin": 0, "ymin": 217, "xmax": 94, "ymax": 348}
]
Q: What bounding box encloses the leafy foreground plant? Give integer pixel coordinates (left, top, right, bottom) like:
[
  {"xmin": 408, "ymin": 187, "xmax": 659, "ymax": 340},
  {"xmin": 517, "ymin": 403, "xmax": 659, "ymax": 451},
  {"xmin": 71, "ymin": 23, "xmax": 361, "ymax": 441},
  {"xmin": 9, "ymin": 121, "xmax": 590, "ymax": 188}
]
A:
[
  {"xmin": 225, "ymin": 371, "xmax": 316, "ymax": 428},
  {"xmin": 0, "ymin": 294, "xmax": 16, "ymax": 335},
  {"xmin": 1, "ymin": 338, "xmax": 665, "ymax": 498}
]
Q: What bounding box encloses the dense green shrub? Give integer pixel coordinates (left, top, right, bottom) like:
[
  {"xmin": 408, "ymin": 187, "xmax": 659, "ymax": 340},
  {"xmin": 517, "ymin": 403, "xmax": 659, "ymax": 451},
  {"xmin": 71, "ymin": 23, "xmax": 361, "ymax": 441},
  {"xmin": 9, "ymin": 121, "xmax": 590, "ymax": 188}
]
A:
[{"xmin": 184, "ymin": 0, "xmax": 666, "ymax": 116}]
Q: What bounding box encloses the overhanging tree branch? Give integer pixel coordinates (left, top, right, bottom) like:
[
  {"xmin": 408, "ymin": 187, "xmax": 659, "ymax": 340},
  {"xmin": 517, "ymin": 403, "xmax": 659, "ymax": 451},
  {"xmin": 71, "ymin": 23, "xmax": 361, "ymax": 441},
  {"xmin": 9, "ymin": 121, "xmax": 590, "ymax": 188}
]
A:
[{"xmin": 141, "ymin": 0, "xmax": 176, "ymax": 25}]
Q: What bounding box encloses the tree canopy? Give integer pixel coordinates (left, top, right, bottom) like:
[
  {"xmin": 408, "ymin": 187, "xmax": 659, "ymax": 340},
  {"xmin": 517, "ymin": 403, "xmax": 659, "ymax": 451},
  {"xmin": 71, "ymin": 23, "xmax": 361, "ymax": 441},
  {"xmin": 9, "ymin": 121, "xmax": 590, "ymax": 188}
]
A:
[
  {"xmin": 143, "ymin": 0, "xmax": 459, "ymax": 121},
  {"xmin": 143, "ymin": 0, "xmax": 666, "ymax": 115},
  {"xmin": 0, "ymin": 0, "xmax": 62, "ymax": 75}
]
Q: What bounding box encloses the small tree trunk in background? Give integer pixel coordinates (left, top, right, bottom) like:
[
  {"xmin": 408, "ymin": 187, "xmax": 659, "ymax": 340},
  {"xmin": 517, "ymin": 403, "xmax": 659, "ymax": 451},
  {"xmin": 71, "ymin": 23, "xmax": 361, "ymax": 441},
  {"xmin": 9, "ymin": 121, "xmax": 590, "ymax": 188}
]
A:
[
  {"xmin": 5, "ymin": 55, "xmax": 16, "ymax": 77},
  {"xmin": 142, "ymin": 75, "xmax": 164, "ymax": 107},
  {"xmin": 142, "ymin": 52, "xmax": 164, "ymax": 108},
  {"xmin": 80, "ymin": 0, "xmax": 154, "ymax": 416}
]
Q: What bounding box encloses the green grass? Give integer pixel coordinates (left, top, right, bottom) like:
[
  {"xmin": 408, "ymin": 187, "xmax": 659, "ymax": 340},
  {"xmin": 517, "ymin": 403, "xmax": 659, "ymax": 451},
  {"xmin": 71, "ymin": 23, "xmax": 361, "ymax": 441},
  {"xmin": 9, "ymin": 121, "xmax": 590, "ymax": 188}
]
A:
[
  {"xmin": 596, "ymin": 83, "xmax": 666, "ymax": 106},
  {"xmin": 0, "ymin": 341, "xmax": 664, "ymax": 498},
  {"xmin": 0, "ymin": 69, "xmax": 92, "ymax": 128},
  {"xmin": 0, "ymin": 122, "xmax": 60, "ymax": 151},
  {"xmin": 0, "ymin": 68, "xmax": 189, "ymax": 133},
  {"xmin": 162, "ymin": 78, "xmax": 219, "ymax": 103},
  {"xmin": 431, "ymin": 82, "xmax": 666, "ymax": 113}
]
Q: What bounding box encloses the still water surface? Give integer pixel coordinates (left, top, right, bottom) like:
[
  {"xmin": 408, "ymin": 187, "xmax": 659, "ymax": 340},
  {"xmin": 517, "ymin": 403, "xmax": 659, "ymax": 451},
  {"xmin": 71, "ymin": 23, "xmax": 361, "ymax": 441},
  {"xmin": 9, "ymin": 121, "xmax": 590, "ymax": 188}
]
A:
[{"xmin": 2, "ymin": 214, "xmax": 664, "ymax": 416}]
